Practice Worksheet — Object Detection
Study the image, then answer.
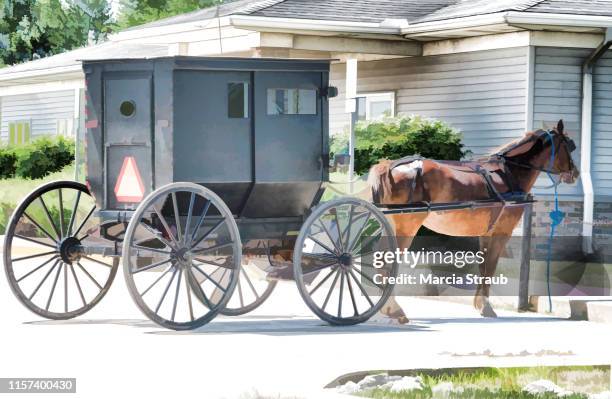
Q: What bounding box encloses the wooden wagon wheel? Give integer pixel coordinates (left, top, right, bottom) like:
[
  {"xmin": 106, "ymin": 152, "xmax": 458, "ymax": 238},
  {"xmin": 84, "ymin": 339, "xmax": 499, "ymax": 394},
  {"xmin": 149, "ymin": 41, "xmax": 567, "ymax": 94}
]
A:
[
  {"xmin": 293, "ymin": 197, "xmax": 398, "ymax": 325},
  {"xmin": 218, "ymin": 262, "xmax": 277, "ymax": 316},
  {"xmin": 122, "ymin": 182, "xmax": 241, "ymax": 330},
  {"xmin": 3, "ymin": 181, "xmax": 118, "ymax": 320}
]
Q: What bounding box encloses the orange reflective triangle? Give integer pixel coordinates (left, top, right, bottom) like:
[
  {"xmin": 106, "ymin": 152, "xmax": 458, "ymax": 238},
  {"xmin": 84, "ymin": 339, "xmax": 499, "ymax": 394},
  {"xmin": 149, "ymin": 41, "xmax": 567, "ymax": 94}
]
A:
[{"xmin": 114, "ymin": 156, "xmax": 145, "ymax": 202}]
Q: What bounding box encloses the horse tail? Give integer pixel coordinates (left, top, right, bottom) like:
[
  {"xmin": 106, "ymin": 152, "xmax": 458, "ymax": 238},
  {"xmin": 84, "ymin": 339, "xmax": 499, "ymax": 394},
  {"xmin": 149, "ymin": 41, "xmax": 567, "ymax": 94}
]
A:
[{"xmin": 368, "ymin": 160, "xmax": 394, "ymax": 204}]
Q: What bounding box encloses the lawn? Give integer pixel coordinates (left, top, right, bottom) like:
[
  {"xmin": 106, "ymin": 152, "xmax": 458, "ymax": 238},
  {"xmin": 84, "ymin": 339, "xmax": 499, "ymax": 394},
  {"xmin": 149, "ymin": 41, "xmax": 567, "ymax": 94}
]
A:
[
  {"xmin": 0, "ymin": 163, "xmax": 75, "ymax": 234},
  {"xmin": 354, "ymin": 366, "xmax": 609, "ymax": 399}
]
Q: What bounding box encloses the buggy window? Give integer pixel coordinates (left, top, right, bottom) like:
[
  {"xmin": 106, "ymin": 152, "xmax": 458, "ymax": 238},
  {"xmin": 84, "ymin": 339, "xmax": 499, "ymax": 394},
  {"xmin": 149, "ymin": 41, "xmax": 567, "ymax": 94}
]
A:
[
  {"xmin": 228, "ymin": 82, "xmax": 249, "ymax": 118},
  {"xmin": 266, "ymin": 88, "xmax": 317, "ymax": 115}
]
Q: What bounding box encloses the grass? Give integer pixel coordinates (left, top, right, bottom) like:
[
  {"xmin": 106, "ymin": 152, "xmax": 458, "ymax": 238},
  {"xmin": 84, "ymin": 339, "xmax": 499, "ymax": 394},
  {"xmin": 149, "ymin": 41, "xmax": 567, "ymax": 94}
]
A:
[
  {"xmin": 0, "ymin": 163, "xmax": 75, "ymax": 234},
  {"xmin": 355, "ymin": 366, "xmax": 609, "ymax": 399}
]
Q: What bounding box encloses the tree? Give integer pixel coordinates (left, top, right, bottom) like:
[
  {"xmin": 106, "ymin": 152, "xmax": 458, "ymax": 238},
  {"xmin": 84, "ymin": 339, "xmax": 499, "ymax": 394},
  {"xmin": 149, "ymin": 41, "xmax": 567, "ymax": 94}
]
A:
[
  {"xmin": 0, "ymin": 0, "xmax": 114, "ymax": 67},
  {"xmin": 117, "ymin": 0, "xmax": 220, "ymax": 29}
]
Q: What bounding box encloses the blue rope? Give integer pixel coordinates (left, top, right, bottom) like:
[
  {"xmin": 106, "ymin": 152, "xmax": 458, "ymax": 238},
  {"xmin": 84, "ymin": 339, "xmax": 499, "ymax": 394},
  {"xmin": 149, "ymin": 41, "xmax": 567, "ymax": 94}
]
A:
[{"xmin": 543, "ymin": 131, "xmax": 565, "ymax": 312}]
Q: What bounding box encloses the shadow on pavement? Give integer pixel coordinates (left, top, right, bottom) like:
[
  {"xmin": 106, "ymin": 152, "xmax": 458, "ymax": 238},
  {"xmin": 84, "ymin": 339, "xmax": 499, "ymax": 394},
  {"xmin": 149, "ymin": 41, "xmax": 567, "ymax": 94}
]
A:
[{"xmin": 25, "ymin": 316, "xmax": 432, "ymax": 336}]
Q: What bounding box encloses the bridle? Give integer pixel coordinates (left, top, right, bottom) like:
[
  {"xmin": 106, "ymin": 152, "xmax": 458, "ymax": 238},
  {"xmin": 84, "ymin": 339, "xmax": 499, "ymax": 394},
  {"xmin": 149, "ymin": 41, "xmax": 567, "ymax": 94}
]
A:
[{"xmin": 495, "ymin": 129, "xmax": 576, "ymax": 177}]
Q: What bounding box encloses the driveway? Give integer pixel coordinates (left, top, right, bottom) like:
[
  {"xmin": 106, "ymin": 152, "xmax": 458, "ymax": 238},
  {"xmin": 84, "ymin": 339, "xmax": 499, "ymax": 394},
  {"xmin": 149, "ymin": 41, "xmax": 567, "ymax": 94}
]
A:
[{"xmin": 1, "ymin": 263, "xmax": 611, "ymax": 398}]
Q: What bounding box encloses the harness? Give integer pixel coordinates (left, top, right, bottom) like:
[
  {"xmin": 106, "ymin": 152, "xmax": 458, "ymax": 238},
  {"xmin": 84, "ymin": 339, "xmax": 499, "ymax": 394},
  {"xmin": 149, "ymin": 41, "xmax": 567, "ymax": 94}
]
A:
[{"xmin": 389, "ymin": 129, "xmax": 575, "ymax": 236}]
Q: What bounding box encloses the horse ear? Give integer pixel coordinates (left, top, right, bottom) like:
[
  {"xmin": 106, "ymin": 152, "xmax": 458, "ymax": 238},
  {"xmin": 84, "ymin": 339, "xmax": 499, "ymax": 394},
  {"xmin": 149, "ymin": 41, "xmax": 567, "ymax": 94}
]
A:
[{"xmin": 557, "ymin": 119, "xmax": 564, "ymax": 134}]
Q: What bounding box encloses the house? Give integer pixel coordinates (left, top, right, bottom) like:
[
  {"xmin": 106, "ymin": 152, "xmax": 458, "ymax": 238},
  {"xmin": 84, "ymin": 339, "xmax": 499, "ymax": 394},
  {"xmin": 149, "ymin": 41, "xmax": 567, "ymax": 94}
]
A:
[{"xmin": 2, "ymin": 0, "xmax": 612, "ymax": 246}]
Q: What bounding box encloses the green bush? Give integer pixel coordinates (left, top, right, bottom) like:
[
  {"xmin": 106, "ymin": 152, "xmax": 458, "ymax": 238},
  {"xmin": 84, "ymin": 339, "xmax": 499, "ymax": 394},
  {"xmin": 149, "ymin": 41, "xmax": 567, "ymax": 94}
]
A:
[
  {"xmin": 331, "ymin": 116, "xmax": 470, "ymax": 175},
  {"xmin": 0, "ymin": 148, "xmax": 17, "ymax": 179},
  {"xmin": 1, "ymin": 136, "xmax": 75, "ymax": 180}
]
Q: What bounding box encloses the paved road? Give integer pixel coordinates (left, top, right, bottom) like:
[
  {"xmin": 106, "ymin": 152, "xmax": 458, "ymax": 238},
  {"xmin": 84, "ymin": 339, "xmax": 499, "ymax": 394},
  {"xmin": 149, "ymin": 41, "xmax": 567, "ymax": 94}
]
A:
[{"xmin": 1, "ymin": 265, "xmax": 612, "ymax": 399}]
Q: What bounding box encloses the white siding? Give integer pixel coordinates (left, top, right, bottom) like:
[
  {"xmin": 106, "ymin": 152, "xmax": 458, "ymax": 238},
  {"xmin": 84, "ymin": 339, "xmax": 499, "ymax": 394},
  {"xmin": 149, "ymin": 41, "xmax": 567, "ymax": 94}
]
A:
[
  {"xmin": 329, "ymin": 47, "xmax": 529, "ymax": 157},
  {"xmin": 0, "ymin": 90, "xmax": 75, "ymax": 141},
  {"xmin": 593, "ymin": 50, "xmax": 612, "ymax": 196},
  {"xmin": 532, "ymin": 47, "xmax": 586, "ymax": 197}
]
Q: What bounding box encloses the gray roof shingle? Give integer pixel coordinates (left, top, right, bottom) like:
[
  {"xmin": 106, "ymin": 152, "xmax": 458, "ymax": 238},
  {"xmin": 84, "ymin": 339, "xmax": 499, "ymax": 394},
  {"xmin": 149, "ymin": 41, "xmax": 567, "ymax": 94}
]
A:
[
  {"xmin": 249, "ymin": 0, "xmax": 457, "ymax": 23},
  {"xmin": 525, "ymin": 0, "xmax": 612, "ymax": 17}
]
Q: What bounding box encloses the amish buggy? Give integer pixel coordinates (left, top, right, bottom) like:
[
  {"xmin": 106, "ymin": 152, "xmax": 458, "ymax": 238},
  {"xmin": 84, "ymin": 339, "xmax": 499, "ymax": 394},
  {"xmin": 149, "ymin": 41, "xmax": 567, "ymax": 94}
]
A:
[{"xmin": 2, "ymin": 56, "xmax": 579, "ymax": 330}]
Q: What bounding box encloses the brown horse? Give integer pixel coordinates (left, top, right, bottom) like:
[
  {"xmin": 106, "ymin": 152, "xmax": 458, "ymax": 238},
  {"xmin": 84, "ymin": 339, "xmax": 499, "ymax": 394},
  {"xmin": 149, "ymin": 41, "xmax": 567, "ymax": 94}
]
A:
[{"xmin": 368, "ymin": 120, "xmax": 579, "ymax": 321}]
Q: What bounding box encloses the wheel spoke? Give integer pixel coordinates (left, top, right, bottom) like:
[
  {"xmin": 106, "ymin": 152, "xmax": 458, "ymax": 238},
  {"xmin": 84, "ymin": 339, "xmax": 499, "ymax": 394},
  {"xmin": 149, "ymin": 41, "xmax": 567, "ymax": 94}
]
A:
[
  {"xmin": 190, "ymin": 199, "xmax": 211, "ymax": 243},
  {"xmin": 184, "ymin": 268, "xmax": 194, "ymax": 321},
  {"xmin": 45, "ymin": 262, "xmax": 63, "ymax": 311},
  {"xmin": 332, "ymin": 208, "xmax": 345, "ymax": 253},
  {"xmin": 171, "ymin": 268, "xmax": 183, "ymax": 322},
  {"xmin": 67, "ymin": 190, "xmax": 81, "ymax": 237},
  {"xmin": 192, "ymin": 264, "xmax": 227, "ymax": 293},
  {"xmin": 138, "ymin": 222, "xmax": 175, "ymax": 250},
  {"xmin": 342, "ymin": 205, "xmax": 355, "ymax": 250},
  {"xmin": 191, "ymin": 241, "xmax": 233, "ymax": 254},
  {"xmin": 242, "ymin": 268, "xmax": 260, "ymax": 300},
  {"xmin": 23, "ymin": 212, "xmax": 58, "ymax": 244},
  {"xmin": 64, "ymin": 260, "xmax": 68, "ymax": 312},
  {"xmin": 141, "ymin": 264, "xmax": 174, "ymax": 296},
  {"xmin": 81, "ymin": 255, "xmax": 113, "ymax": 268},
  {"xmin": 155, "ymin": 266, "xmax": 178, "ymax": 313},
  {"xmin": 15, "ymin": 234, "xmax": 56, "ymax": 249},
  {"xmin": 237, "ymin": 277, "xmax": 244, "ymax": 308},
  {"xmin": 347, "ymin": 211, "xmax": 372, "ymax": 253},
  {"xmin": 171, "ymin": 192, "xmax": 182, "ymax": 243},
  {"xmin": 321, "ymin": 269, "xmax": 341, "ymax": 312},
  {"xmin": 306, "ymin": 235, "xmax": 337, "ymax": 256},
  {"xmin": 302, "ymin": 260, "xmax": 339, "ymax": 275},
  {"xmin": 348, "ymin": 268, "xmax": 374, "ymax": 307},
  {"xmin": 16, "ymin": 255, "xmax": 58, "ymax": 283},
  {"xmin": 73, "ymin": 205, "xmax": 95, "ymax": 238},
  {"xmin": 69, "ymin": 264, "xmax": 87, "ymax": 307},
  {"xmin": 351, "ymin": 228, "xmax": 383, "ymax": 255},
  {"xmin": 184, "ymin": 193, "xmax": 195, "ymax": 245},
  {"xmin": 308, "ymin": 265, "xmax": 338, "ymax": 296},
  {"xmin": 132, "ymin": 257, "xmax": 172, "ymax": 274},
  {"xmin": 194, "ymin": 256, "xmax": 233, "ymax": 269},
  {"xmin": 28, "ymin": 259, "xmax": 60, "ymax": 300},
  {"xmin": 39, "ymin": 196, "xmax": 61, "ymax": 241},
  {"xmin": 76, "ymin": 262, "xmax": 102, "ymax": 290},
  {"xmin": 58, "ymin": 188, "xmax": 65, "ymax": 239},
  {"xmin": 316, "ymin": 218, "xmax": 342, "ymax": 254},
  {"xmin": 153, "ymin": 203, "xmax": 179, "ymax": 246},
  {"xmin": 190, "ymin": 219, "xmax": 225, "ymax": 251},
  {"xmin": 345, "ymin": 269, "xmax": 359, "ymax": 316},
  {"xmin": 337, "ymin": 270, "xmax": 345, "ymax": 317},
  {"xmin": 132, "ymin": 245, "xmax": 172, "ymax": 256},
  {"xmin": 302, "ymin": 252, "xmax": 337, "ymax": 261},
  {"xmin": 12, "ymin": 250, "xmax": 57, "ymax": 263},
  {"xmin": 351, "ymin": 265, "xmax": 384, "ymax": 291},
  {"xmin": 188, "ymin": 268, "xmax": 212, "ymax": 308}
]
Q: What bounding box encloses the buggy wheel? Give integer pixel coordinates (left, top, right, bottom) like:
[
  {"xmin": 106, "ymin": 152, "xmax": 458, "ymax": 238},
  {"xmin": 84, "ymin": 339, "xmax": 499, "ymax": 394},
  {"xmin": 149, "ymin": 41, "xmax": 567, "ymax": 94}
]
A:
[
  {"xmin": 293, "ymin": 198, "xmax": 397, "ymax": 325},
  {"xmin": 218, "ymin": 262, "xmax": 277, "ymax": 316},
  {"xmin": 123, "ymin": 182, "xmax": 241, "ymax": 330},
  {"xmin": 3, "ymin": 180, "xmax": 118, "ymax": 320}
]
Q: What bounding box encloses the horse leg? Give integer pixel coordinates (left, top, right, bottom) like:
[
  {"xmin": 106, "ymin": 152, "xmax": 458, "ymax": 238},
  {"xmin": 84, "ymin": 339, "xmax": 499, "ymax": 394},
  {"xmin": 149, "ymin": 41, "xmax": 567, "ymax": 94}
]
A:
[
  {"xmin": 474, "ymin": 208, "xmax": 524, "ymax": 317},
  {"xmin": 377, "ymin": 213, "xmax": 427, "ymax": 324}
]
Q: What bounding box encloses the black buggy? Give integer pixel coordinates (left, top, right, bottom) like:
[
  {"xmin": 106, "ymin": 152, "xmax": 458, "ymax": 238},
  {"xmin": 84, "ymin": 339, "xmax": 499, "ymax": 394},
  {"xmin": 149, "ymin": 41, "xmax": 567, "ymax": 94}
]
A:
[{"xmin": 3, "ymin": 57, "xmax": 398, "ymax": 330}]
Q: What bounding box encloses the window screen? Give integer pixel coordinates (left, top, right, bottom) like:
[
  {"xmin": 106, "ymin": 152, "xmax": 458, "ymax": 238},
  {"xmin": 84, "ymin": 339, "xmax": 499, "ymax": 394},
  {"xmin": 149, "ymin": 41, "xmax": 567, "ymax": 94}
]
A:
[
  {"xmin": 228, "ymin": 82, "xmax": 249, "ymax": 118},
  {"xmin": 266, "ymin": 88, "xmax": 317, "ymax": 115}
]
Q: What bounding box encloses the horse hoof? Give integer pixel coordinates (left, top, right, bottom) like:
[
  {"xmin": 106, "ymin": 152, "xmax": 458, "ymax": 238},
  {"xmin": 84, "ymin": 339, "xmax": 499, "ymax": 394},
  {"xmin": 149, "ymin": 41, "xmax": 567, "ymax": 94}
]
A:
[
  {"xmin": 480, "ymin": 305, "xmax": 498, "ymax": 318},
  {"xmin": 370, "ymin": 312, "xmax": 409, "ymax": 325}
]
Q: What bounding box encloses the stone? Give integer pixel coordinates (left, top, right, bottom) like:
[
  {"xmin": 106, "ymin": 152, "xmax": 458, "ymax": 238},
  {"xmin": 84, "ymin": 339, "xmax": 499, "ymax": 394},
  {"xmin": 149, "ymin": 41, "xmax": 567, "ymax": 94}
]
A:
[{"xmin": 522, "ymin": 379, "xmax": 573, "ymax": 397}]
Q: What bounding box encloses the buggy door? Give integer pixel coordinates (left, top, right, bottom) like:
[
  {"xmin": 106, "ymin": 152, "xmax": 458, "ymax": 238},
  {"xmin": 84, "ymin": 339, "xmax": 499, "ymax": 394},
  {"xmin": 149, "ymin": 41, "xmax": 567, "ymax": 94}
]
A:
[
  {"xmin": 243, "ymin": 71, "xmax": 324, "ymax": 217},
  {"xmin": 103, "ymin": 72, "xmax": 153, "ymax": 209}
]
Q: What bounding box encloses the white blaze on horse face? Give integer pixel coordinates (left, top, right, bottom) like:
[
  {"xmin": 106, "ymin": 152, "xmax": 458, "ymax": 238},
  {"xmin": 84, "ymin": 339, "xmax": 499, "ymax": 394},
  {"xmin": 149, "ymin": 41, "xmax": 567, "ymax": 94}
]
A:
[{"xmin": 394, "ymin": 160, "xmax": 423, "ymax": 178}]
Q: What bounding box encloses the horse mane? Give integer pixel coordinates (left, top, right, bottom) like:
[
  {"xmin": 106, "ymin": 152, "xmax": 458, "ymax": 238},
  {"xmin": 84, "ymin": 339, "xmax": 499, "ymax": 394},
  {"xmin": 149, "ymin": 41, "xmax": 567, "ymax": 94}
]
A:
[{"xmin": 483, "ymin": 129, "xmax": 541, "ymax": 160}]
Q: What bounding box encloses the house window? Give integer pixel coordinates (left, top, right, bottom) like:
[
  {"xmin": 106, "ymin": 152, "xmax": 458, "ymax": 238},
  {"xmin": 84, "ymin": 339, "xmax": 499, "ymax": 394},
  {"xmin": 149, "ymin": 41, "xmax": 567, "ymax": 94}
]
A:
[
  {"xmin": 57, "ymin": 118, "xmax": 74, "ymax": 137},
  {"xmin": 266, "ymin": 88, "xmax": 317, "ymax": 115},
  {"xmin": 8, "ymin": 120, "xmax": 31, "ymax": 146},
  {"xmin": 228, "ymin": 82, "xmax": 249, "ymax": 118},
  {"xmin": 356, "ymin": 92, "xmax": 395, "ymax": 121}
]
